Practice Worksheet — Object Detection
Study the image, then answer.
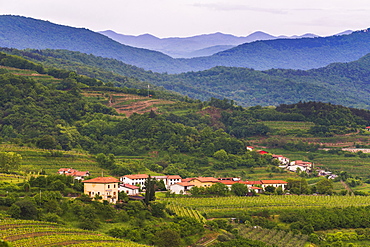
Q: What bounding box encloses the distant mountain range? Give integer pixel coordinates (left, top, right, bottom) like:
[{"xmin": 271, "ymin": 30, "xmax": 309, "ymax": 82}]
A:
[
  {"xmin": 0, "ymin": 15, "xmax": 367, "ymax": 74},
  {"xmin": 99, "ymin": 30, "xmax": 334, "ymax": 58}
]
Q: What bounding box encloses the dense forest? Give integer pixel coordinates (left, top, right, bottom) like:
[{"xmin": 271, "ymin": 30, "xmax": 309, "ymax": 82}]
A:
[{"xmin": 2, "ymin": 47, "xmax": 370, "ymax": 109}]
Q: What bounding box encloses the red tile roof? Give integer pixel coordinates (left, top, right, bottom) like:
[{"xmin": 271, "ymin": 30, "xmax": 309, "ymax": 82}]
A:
[
  {"xmin": 123, "ymin": 174, "xmax": 149, "ymax": 179},
  {"xmin": 219, "ymin": 180, "xmax": 236, "ymax": 185},
  {"xmin": 250, "ymin": 186, "xmax": 263, "ymax": 190},
  {"xmin": 195, "ymin": 177, "xmax": 219, "ymax": 183},
  {"xmin": 182, "ymin": 178, "xmax": 195, "ymax": 182},
  {"xmin": 167, "ymin": 175, "xmax": 182, "ymax": 179},
  {"xmin": 261, "ymin": 180, "xmax": 287, "ymax": 184},
  {"xmin": 172, "ymin": 182, "xmax": 195, "ymax": 187},
  {"xmin": 240, "ymin": 181, "xmax": 262, "ymax": 185},
  {"xmin": 82, "ymin": 177, "xmax": 119, "ymax": 183},
  {"xmin": 122, "ymin": 184, "xmax": 139, "ymax": 190}
]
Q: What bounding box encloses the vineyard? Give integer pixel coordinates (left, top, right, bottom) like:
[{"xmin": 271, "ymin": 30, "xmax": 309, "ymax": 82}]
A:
[
  {"xmin": 237, "ymin": 226, "xmax": 308, "ymax": 247},
  {"xmin": 0, "ymin": 219, "xmax": 148, "ymax": 247},
  {"xmin": 166, "ymin": 202, "xmax": 207, "ymax": 224},
  {"xmin": 164, "ymin": 195, "xmax": 370, "ymax": 217}
]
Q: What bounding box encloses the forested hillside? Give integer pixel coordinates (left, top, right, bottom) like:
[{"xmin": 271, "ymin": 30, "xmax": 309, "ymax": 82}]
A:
[
  {"xmin": 183, "ymin": 29, "xmax": 370, "ymax": 71},
  {"xmin": 2, "ymin": 48, "xmax": 370, "ymax": 109},
  {"xmin": 2, "ymin": 15, "xmax": 370, "ymax": 74},
  {"xmin": 0, "ymin": 15, "xmax": 189, "ymax": 73}
]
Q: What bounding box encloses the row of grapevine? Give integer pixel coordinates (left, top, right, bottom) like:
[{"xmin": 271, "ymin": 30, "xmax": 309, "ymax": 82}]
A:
[
  {"xmin": 167, "ymin": 202, "xmax": 207, "ymax": 224},
  {"xmin": 0, "ymin": 219, "xmax": 148, "ymax": 247},
  {"xmin": 237, "ymin": 226, "xmax": 308, "ymax": 247},
  {"xmin": 164, "ymin": 195, "xmax": 370, "ymax": 215}
]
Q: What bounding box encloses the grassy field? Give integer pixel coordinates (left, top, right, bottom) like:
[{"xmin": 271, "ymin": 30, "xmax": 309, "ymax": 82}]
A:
[
  {"xmin": 263, "ymin": 121, "xmax": 315, "ymax": 130},
  {"xmin": 0, "ymin": 218, "xmax": 148, "ymax": 247},
  {"xmin": 0, "ymin": 144, "xmax": 106, "ymax": 177},
  {"xmin": 164, "ymin": 195, "xmax": 370, "ymax": 217}
]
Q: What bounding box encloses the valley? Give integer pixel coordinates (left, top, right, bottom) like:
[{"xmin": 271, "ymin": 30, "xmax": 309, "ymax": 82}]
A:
[{"xmin": 1, "ymin": 15, "xmax": 370, "ymax": 247}]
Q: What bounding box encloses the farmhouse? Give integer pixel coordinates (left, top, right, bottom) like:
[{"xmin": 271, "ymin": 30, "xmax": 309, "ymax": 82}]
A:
[
  {"xmin": 365, "ymin": 126, "xmax": 370, "ymax": 131},
  {"xmin": 120, "ymin": 174, "xmax": 148, "ymax": 187},
  {"xmin": 119, "ymin": 184, "xmax": 139, "ymax": 196},
  {"xmin": 57, "ymin": 168, "xmax": 90, "ymax": 180},
  {"xmin": 272, "ymin": 155, "xmax": 290, "ymax": 165},
  {"xmin": 82, "ymin": 176, "xmax": 119, "ymax": 203},
  {"xmin": 288, "ymin": 160, "xmax": 313, "ymax": 173},
  {"xmin": 186, "ymin": 177, "xmax": 219, "ymax": 187},
  {"xmin": 260, "ymin": 180, "xmax": 288, "ymax": 191},
  {"xmin": 169, "ymin": 182, "xmax": 195, "ymax": 195}
]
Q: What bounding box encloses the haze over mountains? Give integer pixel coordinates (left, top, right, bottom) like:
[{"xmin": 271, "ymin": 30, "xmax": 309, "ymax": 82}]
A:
[
  {"xmin": 0, "ymin": 15, "xmax": 367, "ymax": 74},
  {"xmin": 1, "ymin": 14, "xmax": 370, "ymax": 109},
  {"xmin": 99, "ymin": 30, "xmax": 324, "ymax": 58}
]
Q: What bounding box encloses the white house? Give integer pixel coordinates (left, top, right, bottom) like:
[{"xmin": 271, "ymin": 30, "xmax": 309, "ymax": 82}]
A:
[
  {"xmin": 288, "ymin": 160, "xmax": 313, "ymax": 173},
  {"xmin": 119, "ymin": 184, "xmax": 139, "ymax": 196},
  {"xmin": 272, "ymin": 155, "xmax": 290, "ymax": 165},
  {"xmin": 260, "ymin": 180, "xmax": 288, "ymax": 191},
  {"xmin": 120, "ymin": 174, "xmax": 148, "ymax": 187},
  {"xmin": 58, "ymin": 168, "xmax": 90, "ymax": 180},
  {"xmin": 169, "ymin": 182, "xmax": 195, "ymax": 194},
  {"xmin": 166, "ymin": 175, "xmax": 182, "ymax": 189}
]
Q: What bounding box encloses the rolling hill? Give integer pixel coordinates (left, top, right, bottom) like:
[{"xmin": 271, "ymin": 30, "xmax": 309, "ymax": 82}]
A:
[
  {"xmin": 0, "ymin": 15, "xmax": 366, "ymax": 74},
  {"xmin": 182, "ymin": 29, "xmax": 370, "ymax": 71},
  {"xmin": 2, "ymin": 47, "xmax": 370, "ymax": 109},
  {"xmin": 0, "ymin": 15, "xmax": 189, "ymax": 73}
]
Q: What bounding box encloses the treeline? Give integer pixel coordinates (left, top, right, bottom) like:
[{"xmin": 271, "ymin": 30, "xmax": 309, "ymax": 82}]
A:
[{"xmin": 280, "ymin": 206, "xmax": 370, "ymax": 231}]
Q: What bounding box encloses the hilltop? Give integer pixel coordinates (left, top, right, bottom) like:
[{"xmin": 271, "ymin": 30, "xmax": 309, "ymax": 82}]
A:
[{"xmin": 0, "ymin": 15, "xmax": 367, "ymax": 73}]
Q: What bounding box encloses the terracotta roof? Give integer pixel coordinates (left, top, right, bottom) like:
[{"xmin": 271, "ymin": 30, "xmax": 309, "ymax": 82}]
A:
[
  {"xmin": 122, "ymin": 184, "xmax": 139, "ymax": 190},
  {"xmin": 261, "ymin": 180, "xmax": 287, "ymax": 184},
  {"xmin": 73, "ymin": 171, "xmax": 89, "ymax": 176},
  {"xmin": 172, "ymin": 182, "xmax": 195, "ymax": 187},
  {"xmin": 241, "ymin": 181, "xmax": 262, "ymax": 185},
  {"xmin": 219, "ymin": 180, "xmax": 236, "ymax": 185},
  {"xmin": 257, "ymin": 150, "xmax": 269, "ymax": 154},
  {"xmin": 366, "ymin": 126, "xmax": 370, "ymax": 129},
  {"xmin": 250, "ymin": 186, "xmax": 262, "ymax": 190},
  {"xmin": 82, "ymin": 177, "xmax": 119, "ymax": 183},
  {"xmin": 294, "ymin": 160, "xmax": 312, "ymax": 165},
  {"xmin": 195, "ymin": 177, "xmax": 219, "ymax": 183},
  {"xmin": 182, "ymin": 178, "xmax": 195, "ymax": 182},
  {"xmin": 122, "ymin": 174, "xmax": 149, "ymax": 179},
  {"xmin": 167, "ymin": 175, "xmax": 182, "ymax": 179}
]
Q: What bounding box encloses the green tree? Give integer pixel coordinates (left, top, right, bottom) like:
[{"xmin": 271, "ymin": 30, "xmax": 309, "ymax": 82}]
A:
[
  {"xmin": 154, "ymin": 229, "xmax": 181, "ymax": 247},
  {"xmin": 144, "ymin": 175, "xmax": 156, "ymax": 205},
  {"xmin": 317, "ymin": 178, "xmax": 333, "ymax": 195},
  {"xmin": 231, "ymin": 183, "xmax": 248, "ymax": 196},
  {"xmin": 0, "ymin": 152, "xmax": 22, "ymax": 173}
]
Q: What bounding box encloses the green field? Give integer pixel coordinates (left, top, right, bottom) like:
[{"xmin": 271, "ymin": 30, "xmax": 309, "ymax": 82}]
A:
[
  {"xmin": 0, "ymin": 219, "xmax": 148, "ymax": 247},
  {"xmin": 263, "ymin": 121, "xmax": 315, "ymax": 130},
  {"xmin": 0, "ymin": 144, "xmax": 106, "ymax": 177},
  {"xmin": 164, "ymin": 195, "xmax": 370, "ymax": 217}
]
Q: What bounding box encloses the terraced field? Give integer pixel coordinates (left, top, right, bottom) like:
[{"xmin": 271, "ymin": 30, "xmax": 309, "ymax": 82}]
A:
[{"xmin": 0, "ymin": 219, "xmax": 148, "ymax": 247}]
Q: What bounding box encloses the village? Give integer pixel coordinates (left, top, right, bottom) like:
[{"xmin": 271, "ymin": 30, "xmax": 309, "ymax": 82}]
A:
[{"xmin": 57, "ymin": 146, "xmax": 337, "ymax": 203}]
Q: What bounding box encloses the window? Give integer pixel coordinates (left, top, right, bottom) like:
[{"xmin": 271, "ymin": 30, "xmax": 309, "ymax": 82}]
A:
[{"xmin": 108, "ymin": 185, "xmax": 110, "ymax": 189}]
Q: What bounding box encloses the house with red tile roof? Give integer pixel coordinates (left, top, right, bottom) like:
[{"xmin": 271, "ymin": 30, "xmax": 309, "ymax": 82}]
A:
[
  {"xmin": 82, "ymin": 177, "xmax": 119, "ymax": 203},
  {"xmin": 119, "ymin": 184, "xmax": 139, "ymax": 196},
  {"xmin": 120, "ymin": 174, "xmax": 148, "ymax": 187},
  {"xmin": 272, "ymin": 155, "xmax": 290, "ymax": 165},
  {"xmin": 169, "ymin": 182, "xmax": 195, "ymax": 194},
  {"xmin": 260, "ymin": 180, "xmax": 288, "ymax": 191},
  {"xmin": 57, "ymin": 168, "xmax": 90, "ymax": 180}
]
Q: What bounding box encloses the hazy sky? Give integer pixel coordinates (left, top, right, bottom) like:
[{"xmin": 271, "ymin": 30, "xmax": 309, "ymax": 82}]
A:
[{"xmin": 1, "ymin": 0, "xmax": 370, "ymax": 37}]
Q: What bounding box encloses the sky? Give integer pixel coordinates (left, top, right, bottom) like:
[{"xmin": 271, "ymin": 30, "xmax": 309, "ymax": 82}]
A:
[{"xmin": 1, "ymin": 0, "xmax": 370, "ymax": 38}]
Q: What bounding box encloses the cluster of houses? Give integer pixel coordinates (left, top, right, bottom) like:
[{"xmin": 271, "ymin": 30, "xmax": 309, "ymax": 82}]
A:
[
  {"xmin": 248, "ymin": 146, "xmax": 335, "ymax": 178},
  {"xmin": 79, "ymin": 172, "xmax": 288, "ymax": 203},
  {"xmin": 60, "ymin": 145, "xmax": 339, "ymax": 203},
  {"xmin": 57, "ymin": 168, "xmax": 90, "ymax": 180}
]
